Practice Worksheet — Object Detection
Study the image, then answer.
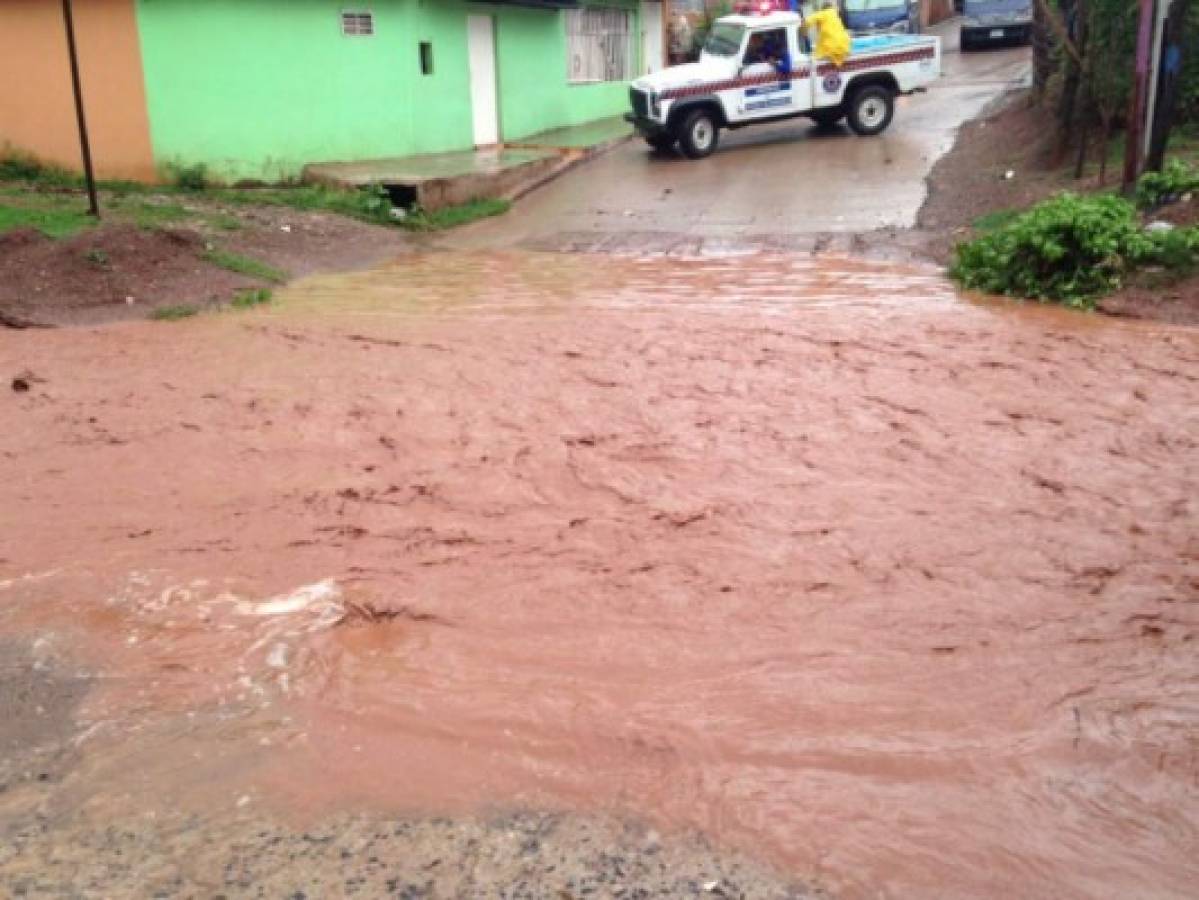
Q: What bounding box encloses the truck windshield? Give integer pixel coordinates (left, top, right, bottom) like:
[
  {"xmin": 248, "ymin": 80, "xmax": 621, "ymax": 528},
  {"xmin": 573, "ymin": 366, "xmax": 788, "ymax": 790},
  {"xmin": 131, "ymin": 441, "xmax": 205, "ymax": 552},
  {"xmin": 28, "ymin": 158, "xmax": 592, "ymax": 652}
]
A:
[
  {"xmin": 844, "ymin": 0, "xmax": 906, "ymax": 10},
  {"xmin": 704, "ymin": 22, "xmax": 745, "ymax": 57},
  {"xmin": 963, "ymin": 0, "xmax": 1030, "ymax": 12}
]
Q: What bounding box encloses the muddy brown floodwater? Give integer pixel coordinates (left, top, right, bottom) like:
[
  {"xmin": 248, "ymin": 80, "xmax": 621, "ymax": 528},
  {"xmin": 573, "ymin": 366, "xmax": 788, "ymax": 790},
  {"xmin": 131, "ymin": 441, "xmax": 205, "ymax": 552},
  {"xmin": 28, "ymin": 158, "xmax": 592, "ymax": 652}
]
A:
[{"xmin": 2, "ymin": 250, "xmax": 1198, "ymax": 898}]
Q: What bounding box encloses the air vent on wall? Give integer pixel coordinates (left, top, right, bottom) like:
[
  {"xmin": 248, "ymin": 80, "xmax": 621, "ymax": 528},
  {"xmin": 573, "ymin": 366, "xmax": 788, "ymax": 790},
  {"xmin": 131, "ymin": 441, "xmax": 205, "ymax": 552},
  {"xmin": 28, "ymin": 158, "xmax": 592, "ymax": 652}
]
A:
[{"xmin": 341, "ymin": 11, "xmax": 375, "ymax": 36}]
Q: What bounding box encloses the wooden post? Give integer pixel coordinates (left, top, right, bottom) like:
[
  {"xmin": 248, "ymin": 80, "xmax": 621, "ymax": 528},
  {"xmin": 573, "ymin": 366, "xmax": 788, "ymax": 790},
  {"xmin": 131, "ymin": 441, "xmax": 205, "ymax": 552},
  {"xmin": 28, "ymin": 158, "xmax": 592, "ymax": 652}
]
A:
[
  {"xmin": 61, "ymin": 0, "xmax": 99, "ymax": 217},
  {"xmin": 1122, "ymin": 0, "xmax": 1157, "ymax": 191}
]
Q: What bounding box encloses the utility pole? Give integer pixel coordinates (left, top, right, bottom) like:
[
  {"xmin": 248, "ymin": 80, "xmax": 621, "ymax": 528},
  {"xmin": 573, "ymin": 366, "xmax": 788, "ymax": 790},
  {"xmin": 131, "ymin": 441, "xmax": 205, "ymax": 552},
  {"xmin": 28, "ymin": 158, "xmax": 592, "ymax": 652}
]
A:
[
  {"xmin": 61, "ymin": 0, "xmax": 99, "ymax": 217},
  {"xmin": 1123, "ymin": 0, "xmax": 1157, "ymax": 191},
  {"xmin": 1147, "ymin": 0, "xmax": 1191, "ymax": 171}
]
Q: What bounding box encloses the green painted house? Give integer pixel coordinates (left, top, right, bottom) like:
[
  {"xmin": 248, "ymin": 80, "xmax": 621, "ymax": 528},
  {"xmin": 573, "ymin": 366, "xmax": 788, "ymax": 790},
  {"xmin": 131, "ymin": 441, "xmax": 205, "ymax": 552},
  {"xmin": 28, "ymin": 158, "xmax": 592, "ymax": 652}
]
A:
[{"xmin": 2, "ymin": 0, "xmax": 662, "ymax": 184}]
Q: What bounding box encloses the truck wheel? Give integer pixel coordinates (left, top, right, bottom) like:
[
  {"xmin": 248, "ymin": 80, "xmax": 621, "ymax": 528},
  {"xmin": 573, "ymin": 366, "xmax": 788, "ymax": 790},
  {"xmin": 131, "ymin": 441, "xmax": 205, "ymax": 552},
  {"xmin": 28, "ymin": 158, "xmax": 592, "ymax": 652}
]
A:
[
  {"xmin": 810, "ymin": 108, "xmax": 845, "ymax": 128},
  {"xmin": 678, "ymin": 109, "xmax": 720, "ymax": 159},
  {"xmin": 847, "ymin": 85, "xmax": 895, "ymax": 137},
  {"xmin": 645, "ymin": 133, "xmax": 676, "ymax": 152}
]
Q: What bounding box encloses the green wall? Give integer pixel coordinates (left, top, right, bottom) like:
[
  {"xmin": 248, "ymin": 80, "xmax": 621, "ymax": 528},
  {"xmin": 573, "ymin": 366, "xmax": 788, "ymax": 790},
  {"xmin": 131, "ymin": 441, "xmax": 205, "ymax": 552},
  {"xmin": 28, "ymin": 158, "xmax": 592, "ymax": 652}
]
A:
[
  {"xmin": 494, "ymin": 0, "xmax": 637, "ymax": 141},
  {"xmin": 135, "ymin": 0, "xmax": 639, "ymax": 183}
]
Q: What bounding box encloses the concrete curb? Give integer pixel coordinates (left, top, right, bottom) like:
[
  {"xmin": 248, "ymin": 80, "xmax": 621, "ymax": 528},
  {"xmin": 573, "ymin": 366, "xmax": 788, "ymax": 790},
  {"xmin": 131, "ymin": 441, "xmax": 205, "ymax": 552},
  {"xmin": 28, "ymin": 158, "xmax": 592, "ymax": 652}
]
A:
[{"xmin": 501, "ymin": 132, "xmax": 634, "ymax": 205}]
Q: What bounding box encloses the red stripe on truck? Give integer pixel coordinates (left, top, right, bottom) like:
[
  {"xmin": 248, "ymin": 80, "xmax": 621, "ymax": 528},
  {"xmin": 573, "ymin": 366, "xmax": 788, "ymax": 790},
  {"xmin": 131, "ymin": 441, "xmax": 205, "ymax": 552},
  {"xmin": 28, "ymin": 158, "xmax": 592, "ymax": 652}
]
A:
[{"xmin": 658, "ymin": 46, "xmax": 934, "ymax": 101}]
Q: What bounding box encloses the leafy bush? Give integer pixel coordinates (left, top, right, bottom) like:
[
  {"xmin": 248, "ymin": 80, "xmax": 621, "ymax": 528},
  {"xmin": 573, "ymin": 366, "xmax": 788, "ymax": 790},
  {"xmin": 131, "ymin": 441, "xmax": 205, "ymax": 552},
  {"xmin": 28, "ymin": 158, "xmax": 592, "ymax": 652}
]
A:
[
  {"xmin": 1136, "ymin": 159, "xmax": 1199, "ymax": 210},
  {"xmin": 167, "ymin": 162, "xmax": 210, "ymax": 191},
  {"xmin": 951, "ymin": 192, "xmax": 1199, "ymax": 308},
  {"xmin": 0, "ymin": 150, "xmax": 78, "ymax": 187}
]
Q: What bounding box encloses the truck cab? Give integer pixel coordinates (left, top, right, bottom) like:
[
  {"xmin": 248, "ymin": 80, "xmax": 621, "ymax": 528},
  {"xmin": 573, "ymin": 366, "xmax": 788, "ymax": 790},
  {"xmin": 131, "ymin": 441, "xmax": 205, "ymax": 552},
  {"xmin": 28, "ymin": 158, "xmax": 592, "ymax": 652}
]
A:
[
  {"xmin": 626, "ymin": 11, "xmax": 940, "ymax": 158},
  {"xmin": 840, "ymin": 0, "xmax": 920, "ymax": 35}
]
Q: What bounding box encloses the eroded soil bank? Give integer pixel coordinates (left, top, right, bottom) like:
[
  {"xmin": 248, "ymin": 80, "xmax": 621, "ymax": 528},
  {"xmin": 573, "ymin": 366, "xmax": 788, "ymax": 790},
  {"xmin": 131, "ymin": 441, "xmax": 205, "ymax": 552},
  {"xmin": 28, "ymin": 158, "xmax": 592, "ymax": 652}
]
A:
[{"xmin": 2, "ymin": 251, "xmax": 1197, "ymax": 898}]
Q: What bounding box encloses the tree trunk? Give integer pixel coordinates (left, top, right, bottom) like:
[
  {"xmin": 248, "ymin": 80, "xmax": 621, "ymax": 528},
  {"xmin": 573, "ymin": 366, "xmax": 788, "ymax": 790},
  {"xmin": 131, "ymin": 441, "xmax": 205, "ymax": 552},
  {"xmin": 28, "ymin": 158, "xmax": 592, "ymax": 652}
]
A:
[
  {"xmin": 1055, "ymin": 0, "xmax": 1085, "ymax": 164},
  {"xmin": 1033, "ymin": 0, "xmax": 1055, "ymax": 96},
  {"xmin": 1098, "ymin": 114, "xmax": 1113, "ymax": 185}
]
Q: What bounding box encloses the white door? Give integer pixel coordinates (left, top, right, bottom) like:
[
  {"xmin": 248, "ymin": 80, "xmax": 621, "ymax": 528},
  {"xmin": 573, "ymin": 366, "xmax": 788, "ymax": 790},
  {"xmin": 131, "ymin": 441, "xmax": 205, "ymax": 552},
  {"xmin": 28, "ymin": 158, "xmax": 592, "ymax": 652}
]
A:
[
  {"xmin": 467, "ymin": 15, "xmax": 499, "ymax": 146},
  {"xmin": 640, "ymin": 0, "xmax": 664, "ymax": 74}
]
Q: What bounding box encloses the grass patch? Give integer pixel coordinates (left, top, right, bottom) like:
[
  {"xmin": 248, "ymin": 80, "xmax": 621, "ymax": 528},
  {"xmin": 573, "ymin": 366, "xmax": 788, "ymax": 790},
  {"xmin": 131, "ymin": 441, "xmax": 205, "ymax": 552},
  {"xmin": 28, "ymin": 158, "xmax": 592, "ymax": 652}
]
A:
[
  {"xmin": 400, "ymin": 198, "xmax": 511, "ymax": 232},
  {"xmin": 122, "ymin": 199, "xmax": 193, "ymax": 229},
  {"xmin": 206, "ymin": 212, "xmax": 243, "ymax": 231},
  {"xmin": 972, "ymin": 208, "xmax": 1022, "ymax": 233},
  {"xmin": 84, "ymin": 248, "xmax": 109, "ymax": 266},
  {"xmin": 0, "ymin": 203, "xmax": 95, "ymax": 238},
  {"xmin": 201, "ymin": 248, "xmax": 286, "ymax": 283},
  {"xmin": 150, "ymin": 304, "xmax": 201, "ymax": 321},
  {"xmin": 209, "ymin": 185, "xmax": 511, "ymax": 231},
  {"xmin": 2, "ymin": 151, "xmax": 512, "ymax": 234},
  {"xmin": 230, "ymin": 287, "xmax": 273, "ymax": 309}
]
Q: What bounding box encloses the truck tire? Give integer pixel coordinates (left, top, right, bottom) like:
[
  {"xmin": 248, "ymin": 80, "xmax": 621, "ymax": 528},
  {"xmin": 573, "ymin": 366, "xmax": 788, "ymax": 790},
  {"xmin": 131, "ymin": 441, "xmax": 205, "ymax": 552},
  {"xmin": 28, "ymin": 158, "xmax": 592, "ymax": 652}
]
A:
[
  {"xmin": 678, "ymin": 109, "xmax": 720, "ymax": 159},
  {"xmin": 645, "ymin": 133, "xmax": 676, "ymax": 152},
  {"xmin": 847, "ymin": 85, "xmax": 895, "ymax": 137},
  {"xmin": 810, "ymin": 107, "xmax": 845, "ymax": 128}
]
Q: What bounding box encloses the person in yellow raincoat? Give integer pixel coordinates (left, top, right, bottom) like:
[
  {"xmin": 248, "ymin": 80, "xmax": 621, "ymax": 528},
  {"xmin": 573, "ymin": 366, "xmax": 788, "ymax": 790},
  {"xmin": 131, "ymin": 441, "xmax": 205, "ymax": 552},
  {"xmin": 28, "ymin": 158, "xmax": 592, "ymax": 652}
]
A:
[{"xmin": 803, "ymin": 0, "xmax": 851, "ymax": 67}]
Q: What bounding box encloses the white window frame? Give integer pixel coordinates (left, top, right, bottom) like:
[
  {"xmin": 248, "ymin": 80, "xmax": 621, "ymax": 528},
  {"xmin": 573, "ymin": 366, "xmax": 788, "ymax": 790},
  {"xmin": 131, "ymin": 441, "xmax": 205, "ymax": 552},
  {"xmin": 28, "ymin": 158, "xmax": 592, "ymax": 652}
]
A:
[
  {"xmin": 341, "ymin": 10, "xmax": 375, "ymax": 37},
  {"xmin": 566, "ymin": 7, "xmax": 634, "ymax": 84}
]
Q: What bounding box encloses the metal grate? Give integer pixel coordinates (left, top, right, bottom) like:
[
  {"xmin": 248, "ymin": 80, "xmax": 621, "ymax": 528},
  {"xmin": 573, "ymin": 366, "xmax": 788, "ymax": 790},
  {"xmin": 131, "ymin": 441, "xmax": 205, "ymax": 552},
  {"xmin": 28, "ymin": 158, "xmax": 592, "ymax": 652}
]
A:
[
  {"xmin": 341, "ymin": 11, "xmax": 375, "ymax": 36},
  {"xmin": 567, "ymin": 7, "xmax": 633, "ymax": 83}
]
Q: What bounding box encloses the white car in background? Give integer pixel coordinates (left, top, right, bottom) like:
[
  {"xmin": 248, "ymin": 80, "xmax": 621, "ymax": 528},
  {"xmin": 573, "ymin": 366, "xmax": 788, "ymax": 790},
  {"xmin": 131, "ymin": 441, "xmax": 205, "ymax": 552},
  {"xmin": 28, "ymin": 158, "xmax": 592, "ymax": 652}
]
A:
[{"xmin": 626, "ymin": 10, "xmax": 941, "ymax": 158}]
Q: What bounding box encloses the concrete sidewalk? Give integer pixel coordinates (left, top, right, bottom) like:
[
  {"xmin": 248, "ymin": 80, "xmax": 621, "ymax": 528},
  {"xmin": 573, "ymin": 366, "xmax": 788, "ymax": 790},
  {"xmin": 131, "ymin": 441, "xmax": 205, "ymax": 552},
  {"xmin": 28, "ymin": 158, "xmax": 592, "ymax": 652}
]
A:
[{"xmin": 302, "ymin": 117, "xmax": 630, "ymax": 211}]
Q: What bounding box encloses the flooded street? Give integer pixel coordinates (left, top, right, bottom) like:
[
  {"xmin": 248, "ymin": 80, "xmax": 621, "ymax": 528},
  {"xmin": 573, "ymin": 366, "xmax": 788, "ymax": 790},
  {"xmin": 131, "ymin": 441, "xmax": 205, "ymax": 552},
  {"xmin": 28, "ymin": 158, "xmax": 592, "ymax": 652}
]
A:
[{"xmin": 3, "ymin": 250, "xmax": 1197, "ymax": 898}]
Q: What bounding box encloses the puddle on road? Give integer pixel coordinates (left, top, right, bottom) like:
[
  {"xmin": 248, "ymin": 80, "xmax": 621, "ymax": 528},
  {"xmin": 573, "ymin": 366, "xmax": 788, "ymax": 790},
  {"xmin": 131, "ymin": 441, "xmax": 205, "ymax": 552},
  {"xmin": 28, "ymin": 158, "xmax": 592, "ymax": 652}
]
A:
[
  {"xmin": 279, "ymin": 250, "xmax": 960, "ymax": 318},
  {"xmin": 2, "ymin": 250, "xmax": 1197, "ymax": 898}
]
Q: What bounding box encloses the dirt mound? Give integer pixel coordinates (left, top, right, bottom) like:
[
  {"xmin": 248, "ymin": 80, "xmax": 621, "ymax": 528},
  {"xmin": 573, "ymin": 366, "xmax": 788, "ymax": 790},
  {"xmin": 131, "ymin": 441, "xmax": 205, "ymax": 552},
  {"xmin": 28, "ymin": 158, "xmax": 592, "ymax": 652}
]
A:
[
  {"xmin": 1099, "ymin": 270, "xmax": 1199, "ymax": 325},
  {"xmin": 1149, "ymin": 195, "xmax": 1199, "ymax": 229},
  {"xmin": 918, "ymin": 91, "xmax": 1115, "ymax": 265},
  {"xmin": 0, "ymin": 224, "xmax": 256, "ymax": 328}
]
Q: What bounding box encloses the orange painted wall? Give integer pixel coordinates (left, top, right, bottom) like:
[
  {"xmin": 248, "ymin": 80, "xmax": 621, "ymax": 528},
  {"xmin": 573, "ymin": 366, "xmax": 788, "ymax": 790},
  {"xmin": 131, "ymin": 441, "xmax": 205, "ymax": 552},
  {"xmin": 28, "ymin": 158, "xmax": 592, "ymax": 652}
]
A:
[{"xmin": 0, "ymin": 0, "xmax": 156, "ymax": 181}]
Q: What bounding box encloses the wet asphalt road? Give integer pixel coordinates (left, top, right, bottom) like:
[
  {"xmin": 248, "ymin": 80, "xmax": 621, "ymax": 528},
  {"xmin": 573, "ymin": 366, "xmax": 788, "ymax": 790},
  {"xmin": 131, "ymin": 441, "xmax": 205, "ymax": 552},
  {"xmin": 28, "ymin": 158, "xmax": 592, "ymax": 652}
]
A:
[{"xmin": 456, "ymin": 19, "xmax": 1031, "ymax": 250}]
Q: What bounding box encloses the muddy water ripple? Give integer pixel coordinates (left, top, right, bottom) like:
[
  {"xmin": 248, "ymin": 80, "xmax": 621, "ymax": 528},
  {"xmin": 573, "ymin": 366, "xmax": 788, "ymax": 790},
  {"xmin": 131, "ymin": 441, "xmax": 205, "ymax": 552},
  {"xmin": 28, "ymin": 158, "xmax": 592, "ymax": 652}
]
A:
[{"xmin": 2, "ymin": 251, "xmax": 1197, "ymax": 898}]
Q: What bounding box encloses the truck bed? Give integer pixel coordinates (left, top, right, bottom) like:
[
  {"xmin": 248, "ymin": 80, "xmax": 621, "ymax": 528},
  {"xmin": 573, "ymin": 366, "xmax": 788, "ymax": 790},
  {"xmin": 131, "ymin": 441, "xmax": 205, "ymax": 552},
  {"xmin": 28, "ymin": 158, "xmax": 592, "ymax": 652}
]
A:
[{"xmin": 849, "ymin": 34, "xmax": 934, "ymax": 55}]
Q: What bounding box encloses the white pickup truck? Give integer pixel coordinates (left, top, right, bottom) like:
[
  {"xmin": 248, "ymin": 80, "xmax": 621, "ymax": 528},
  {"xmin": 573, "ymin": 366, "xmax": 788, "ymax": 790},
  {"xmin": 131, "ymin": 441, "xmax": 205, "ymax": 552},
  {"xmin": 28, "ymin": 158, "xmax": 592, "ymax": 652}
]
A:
[{"xmin": 626, "ymin": 11, "xmax": 941, "ymax": 158}]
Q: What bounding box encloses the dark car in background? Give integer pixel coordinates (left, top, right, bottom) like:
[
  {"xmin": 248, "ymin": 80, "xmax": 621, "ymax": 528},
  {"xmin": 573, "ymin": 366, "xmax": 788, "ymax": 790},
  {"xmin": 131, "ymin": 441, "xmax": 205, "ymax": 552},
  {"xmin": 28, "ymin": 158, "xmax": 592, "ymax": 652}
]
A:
[{"xmin": 959, "ymin": 0, "xmax": 1032, "ymax": 49}]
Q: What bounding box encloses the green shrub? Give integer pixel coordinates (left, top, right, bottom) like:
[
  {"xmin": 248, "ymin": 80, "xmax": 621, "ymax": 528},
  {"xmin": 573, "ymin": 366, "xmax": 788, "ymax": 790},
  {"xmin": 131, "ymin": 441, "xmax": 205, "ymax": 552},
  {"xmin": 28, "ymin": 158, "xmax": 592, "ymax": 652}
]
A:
[
  {"xmin": 1136, "ymin": 159, "xmax": 1199, "ymax": 210},
  {"xmin": 0, "ymin": 151, "xmax": 49, "ymax": 182},
  {"xmin": 167, "ymin": 162, "xmax": 210, "ymax": 191},
  {"xmin": 950, "ymin": 192, "xmax": 1199, "ymax": 308},
  {"xmin": 230, "ymin": 287, "xmax": 273, "ymax": 309},
  {"xmin": 0, "ymin": 151, "xmax": 78, "ymax": 187},
  {"xmin": 150, "ymin": 304, "xmax": 200, "ymax": 321}
]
